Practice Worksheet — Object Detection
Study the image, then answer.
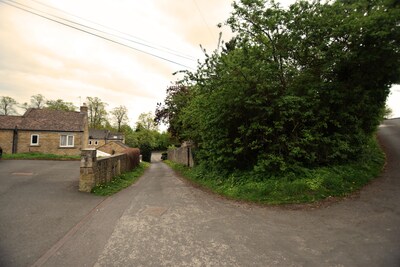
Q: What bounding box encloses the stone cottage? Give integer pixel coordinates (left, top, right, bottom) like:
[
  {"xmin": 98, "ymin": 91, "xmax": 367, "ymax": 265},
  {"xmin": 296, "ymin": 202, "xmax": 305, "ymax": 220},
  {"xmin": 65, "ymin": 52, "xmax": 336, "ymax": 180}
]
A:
[
  {"xmin": 0, "ymin": 105, "xmax": 89, "ymax": 156},
  {"xmin": 88, "ymin": 129, "xmax": 125, "ymax": 148}
]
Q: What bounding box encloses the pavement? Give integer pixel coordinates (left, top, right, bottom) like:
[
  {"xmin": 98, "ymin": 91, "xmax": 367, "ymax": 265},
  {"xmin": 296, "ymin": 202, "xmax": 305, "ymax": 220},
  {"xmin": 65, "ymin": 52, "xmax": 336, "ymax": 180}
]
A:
[{"xmin": 1, "ymin": 119, "xmax": 399, "ymax": 266}]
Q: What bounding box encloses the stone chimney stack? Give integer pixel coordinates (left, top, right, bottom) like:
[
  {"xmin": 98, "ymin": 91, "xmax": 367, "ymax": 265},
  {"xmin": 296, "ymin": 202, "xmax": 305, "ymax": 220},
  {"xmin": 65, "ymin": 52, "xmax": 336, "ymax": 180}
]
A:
[
  {"xmin": 80, "ymin": 103, "xmax": 89, "ymax": 149},
  {"xmin": 80, "ymin": 104, "xmax": 88, "ymax": 114}
]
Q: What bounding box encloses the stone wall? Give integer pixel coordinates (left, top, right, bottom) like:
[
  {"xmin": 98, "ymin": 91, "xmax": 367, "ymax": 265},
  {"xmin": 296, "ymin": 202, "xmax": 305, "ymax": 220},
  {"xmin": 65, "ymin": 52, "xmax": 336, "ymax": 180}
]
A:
[
  {"xmin": 79, "ymin": 149, "xmax": 134, "ymax": 192},
  {"xmin": 168, "ymin": 144, "xmax": 194, "ymax": 167}
]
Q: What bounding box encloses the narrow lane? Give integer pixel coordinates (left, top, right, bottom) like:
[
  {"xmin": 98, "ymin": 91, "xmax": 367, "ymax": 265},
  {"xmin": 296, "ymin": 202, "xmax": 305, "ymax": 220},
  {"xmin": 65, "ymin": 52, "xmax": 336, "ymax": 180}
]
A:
[{"xmin": 48, "ymin": 119, "xmax": 400, "ymax": 266}]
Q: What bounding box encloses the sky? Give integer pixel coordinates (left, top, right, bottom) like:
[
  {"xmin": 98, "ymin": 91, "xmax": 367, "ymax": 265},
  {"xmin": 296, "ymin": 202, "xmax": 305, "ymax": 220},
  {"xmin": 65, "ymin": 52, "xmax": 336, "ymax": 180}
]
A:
[{"xmin": 0, "ymin": 0, "xmax": 399, "ymax": 131}]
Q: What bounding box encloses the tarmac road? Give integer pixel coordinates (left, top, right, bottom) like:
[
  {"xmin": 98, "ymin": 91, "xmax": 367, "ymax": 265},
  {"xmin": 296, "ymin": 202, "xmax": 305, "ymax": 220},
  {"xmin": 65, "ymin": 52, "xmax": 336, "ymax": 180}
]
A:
[
  {"xmin": 49, "ymin": 119, "xmax": 400, "ymax": 266},
  {"xmin": 1, "ymin": 119, "xmax": 399, "ymax": 266},
  {"xmin": 0, "ymin": 160, "xmax": 105, "ymax": 267}
]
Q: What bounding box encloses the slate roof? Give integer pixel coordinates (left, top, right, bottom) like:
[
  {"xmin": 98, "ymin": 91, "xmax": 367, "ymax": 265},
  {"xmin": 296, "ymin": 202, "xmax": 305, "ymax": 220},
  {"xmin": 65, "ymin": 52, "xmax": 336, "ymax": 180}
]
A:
[
  {"xmin": 89, "ymin": 129, "xmax": 109, "ymax": 139},
  {"xmin": 0, "ymin": 108, "xmax": 85, "ymax": 132},
  {"xmin": 89, "ymin": 129, "xmax": 124, "ymax": 140},
  {"xmin": 0, "ymin": 115, "xmax": 23, "ymax": 129}
]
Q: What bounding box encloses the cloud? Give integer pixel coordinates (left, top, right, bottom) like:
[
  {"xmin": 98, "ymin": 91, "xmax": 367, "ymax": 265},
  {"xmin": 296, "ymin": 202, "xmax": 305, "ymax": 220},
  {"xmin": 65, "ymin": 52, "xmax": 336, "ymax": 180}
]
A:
[{"xmin": 156, "ymin": 0, "xmax": 234, "ymax": 53}]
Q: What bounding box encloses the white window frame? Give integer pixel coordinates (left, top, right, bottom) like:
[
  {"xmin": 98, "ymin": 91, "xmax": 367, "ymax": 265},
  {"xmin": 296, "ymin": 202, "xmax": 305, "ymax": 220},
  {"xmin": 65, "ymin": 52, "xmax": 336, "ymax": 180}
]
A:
[
  {"xmin": 89, "ymin": 140, "xmax": 92, "ymax": 145},
  {"xmin": 94, "ymin": 140, "xmax": 98, "ymax": 145},
  {"xmin": 60, "ymin": 134, "xmax": 74, "ymax": 147},
  {"xmin": 30, "ymin": 134, "xmax": 39, "ymax": 146}
]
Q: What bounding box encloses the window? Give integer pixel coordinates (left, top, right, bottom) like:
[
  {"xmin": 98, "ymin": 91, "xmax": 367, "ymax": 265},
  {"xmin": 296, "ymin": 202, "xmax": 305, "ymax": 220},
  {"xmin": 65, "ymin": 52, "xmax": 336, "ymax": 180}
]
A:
[
  {"xmin": 89, "ymin": 140, "xmax": 92, "ymax": 145},
  {"xmin": 31, "ymin": 134, "xmax": 39, "ymax": 146},
  {"xmin": 94, "ymin": 141, "xmax": 98, "ymax": 145},
  {"xmin": 60, "ymin": 135, "xmax": 74, "ymax": 147}
]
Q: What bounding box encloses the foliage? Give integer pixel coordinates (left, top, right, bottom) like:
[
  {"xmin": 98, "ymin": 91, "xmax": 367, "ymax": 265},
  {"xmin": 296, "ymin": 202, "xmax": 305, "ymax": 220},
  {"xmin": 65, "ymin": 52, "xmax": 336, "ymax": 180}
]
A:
[
  {"xmin": 111, "ymin": 105, "xmax": 129, "ymax": 132},
  {"xmin": 124, "ymin": 148, "xmax": 141, "ymax": 170},
  {"xmin": 154, "ymin": 131, "xmax": 177, "ymax": 151},
  {"xmin": 125, "ymin": 112, "xmax": 175, "ymax": 152},
  {"xmin": 136, "ymin": 111, "xmax": 158, "ymax": 131},
  {"xmin": 19, "ymin": 102, "xmax": 30, "ymax": 112},
  {"xmin": 140, "ymin": 143, "xmax": 152, "ymax": 162},
  {"xmin": 0, "ymin": 96, "xmax": 18, "ymax": 115},
  {"xmin": 46, "ymin": 99, "xmax": 77, "ymax": 111},
  {"xmin": 2, "ymin": 152, "xmax": 80, "ymax": 160},
  {"xmin": 91, "ymin": 162, "xmax": 150, "ymax": 196},
  {"xmin": 161, "ymin": 0, "xmax": 400, "ymax": 174},
  {"xmin": 165, "ymin": 137, "xmax": 385, "ymax": 204},
  {"xmin": 155, "ymin": 85, "xmax": 192, "ymax": 141},
  {"xmin": 86, "ymin": 96, "xmax": 109, "ymax": 128},
  {"xmin": 30, "ymin": 94, "xmax": 46, "ymax": 109}
]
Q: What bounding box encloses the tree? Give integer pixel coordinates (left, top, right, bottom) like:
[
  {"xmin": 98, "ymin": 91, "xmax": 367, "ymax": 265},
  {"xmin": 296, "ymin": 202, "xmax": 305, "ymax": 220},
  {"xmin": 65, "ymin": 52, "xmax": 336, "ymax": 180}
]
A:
[
  {"xmin": 86, "ymin": 97, "xmax": 108, "ymax": 128},
  {"xmin": 19, "ymin": 102, "xmax": 30, "ymax": 112},
  {"xmin": 111, "ymin": 105, "xmax": 129, "ymax": 132},
  {"xmin": 136, "ymin": 112, "xmax": 158, "ymax": 131},
  {"xmin": 0, "ymin": 96, "xmax": 18, "ymax": 115},
  {"xmin": 46, "ymin": 99, "xmax": 77, "ymax": 111},
  {"xmin": 30, "ymin": 94, "xmax": 46, "ymax": 109},
  {"xmin": 160, "ymin": 0, "xmax": 400, "ymax": 173},
  {"xmin": 155, "ymin": 85, "xmax": 191, "ymax": 141}
]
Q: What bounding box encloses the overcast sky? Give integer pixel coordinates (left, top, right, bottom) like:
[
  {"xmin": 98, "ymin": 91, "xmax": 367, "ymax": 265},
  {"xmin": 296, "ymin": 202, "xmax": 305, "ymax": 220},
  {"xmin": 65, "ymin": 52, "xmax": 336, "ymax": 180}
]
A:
[{"xmin": 0, "ymin": 0, "xmax": 399, "ymax": 129}]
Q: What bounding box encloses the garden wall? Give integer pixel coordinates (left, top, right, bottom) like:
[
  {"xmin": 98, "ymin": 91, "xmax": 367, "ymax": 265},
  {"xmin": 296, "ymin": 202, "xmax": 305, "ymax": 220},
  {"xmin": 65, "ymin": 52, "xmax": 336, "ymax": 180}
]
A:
[
  {"xmin": 168, "ymin": 143, "xmax": 194, "ymax": 167},
  {"xmin": 79, "ymin": 148, "xmax": 139, "ymax": 192}
]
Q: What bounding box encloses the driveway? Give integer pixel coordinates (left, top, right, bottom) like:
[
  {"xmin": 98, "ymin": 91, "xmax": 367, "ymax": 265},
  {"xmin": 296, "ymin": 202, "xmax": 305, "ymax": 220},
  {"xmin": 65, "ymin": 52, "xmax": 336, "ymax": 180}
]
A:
[
  {"xmin": 0, "ymin": 160, "xmax": 105, "ymax": 267},
  {"xmin": 1, "ymin": 119, "xmax": 399, "ymax": 266}
]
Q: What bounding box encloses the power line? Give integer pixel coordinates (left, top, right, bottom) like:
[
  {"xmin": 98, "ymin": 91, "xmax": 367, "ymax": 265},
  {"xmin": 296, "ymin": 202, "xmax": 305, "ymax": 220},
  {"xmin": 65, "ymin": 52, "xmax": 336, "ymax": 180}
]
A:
[
  {"xmin": 5, "ymin": 0, "xmax": 196, "ymax": 63},
  {"xmin": 29, "ymin": 0, "xmax": 197, "ymax": 61},
  {"xmin": 192, "ymin": 0, "xmax": 215, "ymax": 41},
  {"xmin": 0, "ymin": 0, "xmax": 195, "ymax": 70}
]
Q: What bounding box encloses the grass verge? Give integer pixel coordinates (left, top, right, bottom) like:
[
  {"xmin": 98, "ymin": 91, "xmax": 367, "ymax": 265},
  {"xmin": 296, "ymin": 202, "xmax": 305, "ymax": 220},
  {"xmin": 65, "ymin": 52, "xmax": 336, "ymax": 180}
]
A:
[
  {"xmin": 164, "ymin": 138, "xmax": 385, "ymax": 205},
  {"xmin": 91, "ymin": 162, "xmax": 150, "ymax": 196},
  {"xmin": 2, "ymin": 152, "xmax": 80, "ymax": 160}
]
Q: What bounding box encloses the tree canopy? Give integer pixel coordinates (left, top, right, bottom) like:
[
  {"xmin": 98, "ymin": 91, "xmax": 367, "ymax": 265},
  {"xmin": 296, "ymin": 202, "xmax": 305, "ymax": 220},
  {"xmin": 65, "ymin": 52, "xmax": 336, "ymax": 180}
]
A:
[
  {"xmin": 87, "ymin": 97, "xmax": 109, "ymax": 128},
  {"xmin": 157, "ymin": 0, "xmax": 400, "ymax": 174},
  {"xmin": 0, "ymin": 96, "xmax": 18, "ymax": 115},
  {"xmin": 111, "ymin": 105, "xmax": 129, "ymax": 132},
  {"xmin": 46, "ymin": 99, "xmax": 77, "ymax": 111}
]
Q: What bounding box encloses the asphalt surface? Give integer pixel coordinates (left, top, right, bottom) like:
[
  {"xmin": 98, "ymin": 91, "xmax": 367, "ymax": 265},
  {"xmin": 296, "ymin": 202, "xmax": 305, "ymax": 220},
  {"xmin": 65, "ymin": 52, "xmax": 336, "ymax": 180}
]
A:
[
  {"xmin": 1, "ymin": 119, "xmax": 399, "ymax": 266},
  {"xmin": 0, "ymin": 160, "xmax": 105, "ymax": 267}
]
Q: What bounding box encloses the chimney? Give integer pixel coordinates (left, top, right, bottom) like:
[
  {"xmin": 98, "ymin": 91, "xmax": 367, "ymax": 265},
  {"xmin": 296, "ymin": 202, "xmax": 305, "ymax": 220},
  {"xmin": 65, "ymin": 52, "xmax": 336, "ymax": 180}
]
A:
[
  {"xmin": 80, "ymin": 103, "xmax": 89, "ymax": 149},
  {"xmin": 80, "ymin": 103, "xmax": 88, "ymax": 114}
]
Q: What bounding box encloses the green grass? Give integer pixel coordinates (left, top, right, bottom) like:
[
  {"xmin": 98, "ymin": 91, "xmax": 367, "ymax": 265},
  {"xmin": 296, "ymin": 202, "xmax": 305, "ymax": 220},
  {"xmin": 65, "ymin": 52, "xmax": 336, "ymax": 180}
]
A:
[
  {"xmin": 91, "ymin": 162, "xmax": 150, "ymax": 196},
  {"xmin": 2, "ymin": 152, "xmax": 80, "ymax": 160},
  {"xmin": 164, "ymin": 138, "xmax": 385, "ymax": 205}
]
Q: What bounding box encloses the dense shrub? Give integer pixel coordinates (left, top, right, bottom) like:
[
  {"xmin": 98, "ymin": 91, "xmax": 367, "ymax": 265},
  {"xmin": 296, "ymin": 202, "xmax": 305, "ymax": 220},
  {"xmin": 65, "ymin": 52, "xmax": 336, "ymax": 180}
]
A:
[
  {"xmin": 140, "ymin": 143, "xmax": 152, "ymax": 162},
  {"xmin": 158, "ymin": 0, "xmax": 399, "ymax": 174},
  {"xmin": 123, "ymin": 148, "xmax": 140, "ymax": 170}
]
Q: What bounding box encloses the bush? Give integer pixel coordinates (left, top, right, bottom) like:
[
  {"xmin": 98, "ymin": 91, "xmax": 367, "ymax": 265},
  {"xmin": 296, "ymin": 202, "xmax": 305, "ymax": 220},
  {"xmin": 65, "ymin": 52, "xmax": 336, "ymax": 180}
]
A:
[
  {"xmin": 140, "ymin": 143, "xmax": 152, "ymax": 162},
  {"xmin": 123, "ymin": 148, "xmax": 140, "ymax": 170},
  {"xmin": 161, "ymin": 152, "xmax": 168, "ymax": 160}
]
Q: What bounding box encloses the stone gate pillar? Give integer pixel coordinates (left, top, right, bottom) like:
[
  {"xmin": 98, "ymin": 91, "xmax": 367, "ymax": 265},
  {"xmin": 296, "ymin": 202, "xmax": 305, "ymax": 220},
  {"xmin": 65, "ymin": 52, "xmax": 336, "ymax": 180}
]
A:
[{"xmin": 79, "ymin": 149, "xmax": 97, "ymax": 192}]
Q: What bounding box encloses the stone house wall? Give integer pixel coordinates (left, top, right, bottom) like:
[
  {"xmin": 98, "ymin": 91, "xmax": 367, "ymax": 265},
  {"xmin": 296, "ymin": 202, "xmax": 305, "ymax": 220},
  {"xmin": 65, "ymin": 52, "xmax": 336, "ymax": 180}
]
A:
[
  {"xmin": 87, "ymin": 139, "xmax": 106, "ymax": 149},
  {"xmin": 15, "ymin": 131, "xmax": 83, "ymax": 155},
  {"xmin": 0, "ymin": 130, "xmax": 13, "ymax": 154}
]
